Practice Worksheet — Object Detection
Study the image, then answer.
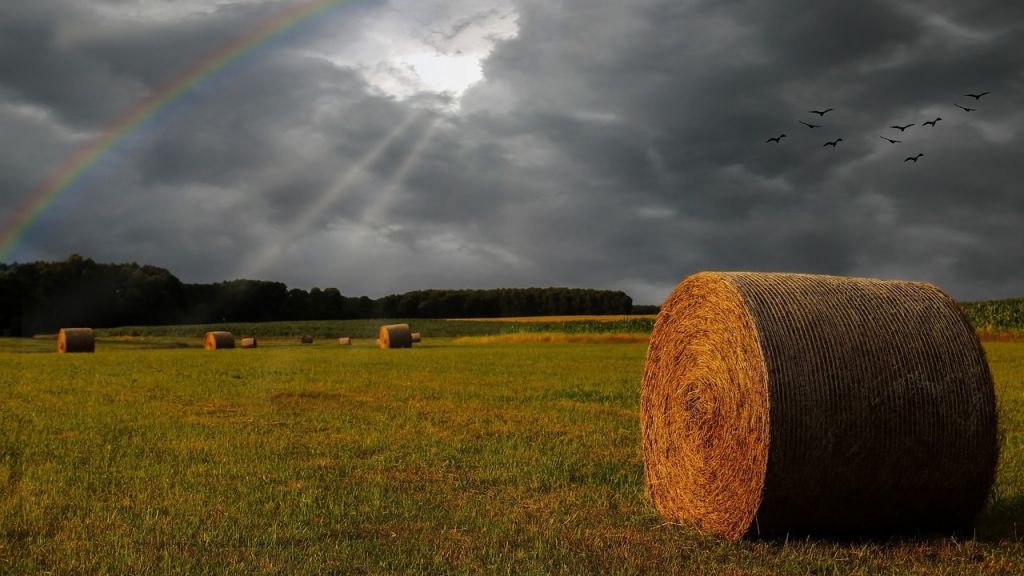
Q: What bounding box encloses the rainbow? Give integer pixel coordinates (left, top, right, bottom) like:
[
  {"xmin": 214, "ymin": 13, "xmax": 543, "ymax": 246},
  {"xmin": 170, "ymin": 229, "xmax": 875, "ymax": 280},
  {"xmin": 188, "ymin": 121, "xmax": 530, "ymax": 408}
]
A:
[{"xmin": 1, "ymin": 0, "xmax": 352, "ymax": 261}]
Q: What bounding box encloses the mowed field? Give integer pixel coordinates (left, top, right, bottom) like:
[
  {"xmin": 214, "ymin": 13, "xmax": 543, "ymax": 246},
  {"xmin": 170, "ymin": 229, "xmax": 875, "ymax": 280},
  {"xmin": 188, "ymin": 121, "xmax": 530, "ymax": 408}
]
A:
[{"xmin": 2, "ymin": 334, "xmax": 1024, "ymax": 574}]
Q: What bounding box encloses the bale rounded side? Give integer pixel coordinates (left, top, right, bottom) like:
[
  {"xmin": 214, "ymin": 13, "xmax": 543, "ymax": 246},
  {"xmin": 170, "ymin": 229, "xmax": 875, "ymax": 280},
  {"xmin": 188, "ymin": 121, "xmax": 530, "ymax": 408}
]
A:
[
  {"xmin": 203, "ymin": 331, "xmax": 235, "ymax": 350},
  {"xmin": 411, "ymin": 332, "xmax": 421, "ymax": 343},
  {"xmin": 300, "ymin": 335, "xmax": 314, "ymax": 344},
  {"xmin": 240, "ymin": 337, "xmax": 258, "ymax": 349},
  {"xmin": 641, "ymin": 271, "xmax": 999, "ymax": 539},
  {"xmin": 57, "ymin": 328, "xmax": 95, "ymax": 354},
  {"xmin": 378, "ymin": 324, "xmax": 413, "ymax": 349},
  {"xmin": 641, "ymin": 273, "xmax": 770, "ymax": 538},
  {"xmin": 338, "ymin": 337, "xmax": 352, "ymax": 346}
]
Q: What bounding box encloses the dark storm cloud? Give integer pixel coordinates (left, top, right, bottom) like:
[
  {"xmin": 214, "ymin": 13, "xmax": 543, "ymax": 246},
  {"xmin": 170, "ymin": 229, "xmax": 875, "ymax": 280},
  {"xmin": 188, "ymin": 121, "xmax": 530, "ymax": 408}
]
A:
[
  {"xmin": 0, "ymin": 1, "xmax": 145, "ymax": 126},
  {"xmin": 0, "ymin": 0, "xmax": 374, "ymax": 127},
  {"xmin": 1, "ymin": 0, "xmax": 1022, "ymax": 303},
  {"xmin": 446, "ymin": 0, "xmax": 1024, "ymax": 300},
  {"xmin": 133, "ymin": 53, "xmax": 374, "ymax": 187}
]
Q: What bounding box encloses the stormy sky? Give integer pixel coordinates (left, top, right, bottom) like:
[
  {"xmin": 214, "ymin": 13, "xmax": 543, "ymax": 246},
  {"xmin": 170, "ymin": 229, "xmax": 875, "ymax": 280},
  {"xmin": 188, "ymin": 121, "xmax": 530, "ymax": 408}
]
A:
[{"xmin": 1, "ymin": 0, "xmax": 1022, "ymax": 304}]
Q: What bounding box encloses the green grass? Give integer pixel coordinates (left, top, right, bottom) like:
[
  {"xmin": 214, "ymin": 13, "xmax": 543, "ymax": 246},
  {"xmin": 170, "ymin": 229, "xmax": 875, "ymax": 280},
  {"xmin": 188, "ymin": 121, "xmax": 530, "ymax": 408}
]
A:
[{"xmin": 1, "ymin": 339, "xmax": 1023, "ymax": 574}]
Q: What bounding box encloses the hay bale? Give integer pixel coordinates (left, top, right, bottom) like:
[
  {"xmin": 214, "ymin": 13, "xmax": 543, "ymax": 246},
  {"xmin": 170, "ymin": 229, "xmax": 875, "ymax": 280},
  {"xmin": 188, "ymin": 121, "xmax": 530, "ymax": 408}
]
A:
[
  {"xmin": 57, "ymin": 328, "xmax": 94, "ymax": 353},
  {"xmin": 240, "ymin": 337, "xmax": 258, "ymax": 349},
  {"xmin": 338, "ymin": 337, "xmax": 352, "ymax": 346},
  {"xmin": 203, "ymin": 331, "xmax": 235, "ymax": 350},
  {"xmin": 641, "ymin": 272, "xmax": 998, "ymax": 539},
  {"xmin": 411, "ymin": 332, "xmax": 421, "ymax": 343},
  {"xmin": 378, "ymin": 324, "xmax": 413, "ymax": 349},
  {"xmin": 300, "ymin": 335, "xmax": 314, "ymax": 344}
]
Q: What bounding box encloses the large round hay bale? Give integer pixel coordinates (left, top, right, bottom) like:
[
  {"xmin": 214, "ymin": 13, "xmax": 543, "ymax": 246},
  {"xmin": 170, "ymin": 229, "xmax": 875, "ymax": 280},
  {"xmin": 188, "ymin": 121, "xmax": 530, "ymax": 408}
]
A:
[
  {"xmin": 378, "ymin": 324, "xmax": 413, "ymax": 349},
  {"xmin": 411, "ymin": 332, "xmax": 421, "ymax": 343},
  {"xmin": 300, "ymin": 335, "xmax": 314, "ymax": 344},
  {"xmin": 57, "ymin": 328, "xmax": 94, "ymax": 353},
  {"xmin": 240, "ymin": 337, "xmax": 258, "ymax": 349},
  {"xmin": 338, "ymin": 337, "xmax": 352, "ymax": 346},
  {"xmin": 641, "ymin": 272, "xmax": 998, "ymax": 539},
  {"xmin": 203, "ymin": 331, "xmax": 235, "ymax": 350}
]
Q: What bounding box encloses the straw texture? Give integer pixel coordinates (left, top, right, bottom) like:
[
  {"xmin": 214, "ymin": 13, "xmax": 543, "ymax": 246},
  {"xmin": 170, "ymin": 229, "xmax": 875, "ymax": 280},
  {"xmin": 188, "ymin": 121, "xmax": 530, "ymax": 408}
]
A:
[
  {"xmin": 57, "ymin": 328, "xmax": 94, "ymax": 353},
  {"xmin": 203, "ymin": 331, "xmax": 235, "ymax": 350},
  {"xmin": 378, "ymin": 324, "xmax": 413, "ymax": 349},
  {"xmin": 338, "ymin": 337, "xmax": 352, "ymax": 346},
  {"xmin": 411, "ymin": 332, "xmax": 422, "ymax": 343},
  {"xmin": 641, "ymin": 272, "xmax": 998, "ymax": 539},
  {"xmin": 240, "ymin": 337, "xmax": 258, "ymax": 349}
]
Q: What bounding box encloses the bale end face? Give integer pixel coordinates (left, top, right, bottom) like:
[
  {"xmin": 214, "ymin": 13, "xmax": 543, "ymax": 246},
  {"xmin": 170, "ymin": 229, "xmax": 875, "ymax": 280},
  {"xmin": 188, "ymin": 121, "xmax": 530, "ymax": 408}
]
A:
[
  {"xmin": 411, "ymin": 332, "xmax": 422, "ymax": 343},
  {"xmin": 57, "ymin": 328, "xmax": 95, "ymax": 353},
  {"xmin": 641, "ymin": 273, "xmax": 770, "ymax": 539}
]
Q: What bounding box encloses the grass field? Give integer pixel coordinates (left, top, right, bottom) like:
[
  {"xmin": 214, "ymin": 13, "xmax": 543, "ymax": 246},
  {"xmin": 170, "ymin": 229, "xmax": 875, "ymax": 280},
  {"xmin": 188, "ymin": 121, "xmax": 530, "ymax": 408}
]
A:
[{"xmin": 2, "ymin": 336, "xmax": 1024, "ymax": 574}]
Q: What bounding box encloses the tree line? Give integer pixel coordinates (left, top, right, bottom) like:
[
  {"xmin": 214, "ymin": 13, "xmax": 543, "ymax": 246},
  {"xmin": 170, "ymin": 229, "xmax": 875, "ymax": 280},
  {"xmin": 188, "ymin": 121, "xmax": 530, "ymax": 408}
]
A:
[{"xmin": 0, "ymin": 255, "xmax": 635, "ymax": 336}]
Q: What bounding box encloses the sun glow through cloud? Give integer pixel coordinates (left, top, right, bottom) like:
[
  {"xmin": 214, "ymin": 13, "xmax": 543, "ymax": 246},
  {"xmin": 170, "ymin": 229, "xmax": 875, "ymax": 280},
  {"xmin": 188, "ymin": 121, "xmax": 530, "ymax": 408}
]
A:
[
  {"xmin": 313, "ymin": 3, "xmax": 519, "ymax": 105},
  {"xmin": 397, "ymin": 52, "xmax": 484, "ymax": 96}
]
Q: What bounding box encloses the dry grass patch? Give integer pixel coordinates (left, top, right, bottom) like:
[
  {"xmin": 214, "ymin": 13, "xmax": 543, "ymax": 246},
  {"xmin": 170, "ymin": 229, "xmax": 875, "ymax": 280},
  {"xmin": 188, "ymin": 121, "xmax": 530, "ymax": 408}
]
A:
[
  {"xmin": 449, "ymin": 314, "xmax": 656, "ymax": 322},
  {"xmin": 455, "ymin": 332, "xmax": 648, "ymax": 345}
]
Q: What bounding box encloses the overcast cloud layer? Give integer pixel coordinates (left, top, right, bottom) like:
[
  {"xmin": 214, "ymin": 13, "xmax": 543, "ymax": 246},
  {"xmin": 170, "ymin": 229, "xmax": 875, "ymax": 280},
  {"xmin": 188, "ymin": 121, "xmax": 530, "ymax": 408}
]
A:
[{"xmin": 1, "ymin": 0, "xmax": 1022, "ymax": 303}]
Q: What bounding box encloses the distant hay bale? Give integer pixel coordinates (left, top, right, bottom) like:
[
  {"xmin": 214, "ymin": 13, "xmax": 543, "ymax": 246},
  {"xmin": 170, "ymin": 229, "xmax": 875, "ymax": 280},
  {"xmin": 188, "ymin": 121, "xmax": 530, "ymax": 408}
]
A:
[
  {"xmin": 203, "ymin": 331, "xmax": 235, "ymax": 350},
  {"xmin": 300, "ymin": 335, "xmax": 314, "ymax": 344},
  {"xmin": 338, "ymin": 337, "xmax": 352, "ymax": 346},
  {"xmin": 378, "ymin": 324, "xmax": 413, "ymax": 349},
  {"xmin": 641, "ymin": 272, "xmax": 998, "ymax": 539},
  {"xmin": 240, "ymin": 337, "xmax": 258, "ymax": 349},
  {"xmin": 411, "ymin": 332, "xmax": 421, "ymax": 343},
  {"xmin": 57, "ymin": 328, "xmax": 94, "ymax": 353}
]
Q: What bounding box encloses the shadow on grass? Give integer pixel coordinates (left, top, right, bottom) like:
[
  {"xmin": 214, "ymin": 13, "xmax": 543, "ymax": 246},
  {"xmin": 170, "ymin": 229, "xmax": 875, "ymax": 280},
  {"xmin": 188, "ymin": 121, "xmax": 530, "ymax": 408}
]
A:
[
  {"xmin": 740, "ymin": 497, "xmax": 1024, "ymax": 544},
  {"xmin": 96, "ymin": 338, "xmax": 193, "ymax": 350},
  {"xmin": 975, "ymin": 493, "xmax": 1024, "ymax": 542}
]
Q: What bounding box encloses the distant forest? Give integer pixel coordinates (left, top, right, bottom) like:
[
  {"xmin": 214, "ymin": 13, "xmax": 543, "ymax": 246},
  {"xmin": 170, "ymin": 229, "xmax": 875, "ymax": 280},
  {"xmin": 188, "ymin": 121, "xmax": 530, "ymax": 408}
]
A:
[{"xmin": 0, "ymin": 255, "xmax": 638, "ymax": 336}]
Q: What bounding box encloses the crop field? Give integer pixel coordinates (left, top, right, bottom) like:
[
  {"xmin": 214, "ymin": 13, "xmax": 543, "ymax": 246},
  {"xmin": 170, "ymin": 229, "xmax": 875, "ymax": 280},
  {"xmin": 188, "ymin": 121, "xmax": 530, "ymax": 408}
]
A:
[
  {"xmin": 93, "ymin": 317, "xmax": 657, "ymax": 340},
  {"xmin": 2, "ymin": 332, "xmax": 1024, "ymax": 574}
]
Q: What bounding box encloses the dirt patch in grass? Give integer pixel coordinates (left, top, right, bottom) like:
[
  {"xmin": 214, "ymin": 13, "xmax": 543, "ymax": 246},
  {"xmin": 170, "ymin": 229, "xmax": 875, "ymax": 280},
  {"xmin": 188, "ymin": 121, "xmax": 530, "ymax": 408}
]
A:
[{"xmin": 978, "ymin": 330, "xmax": 1024, "ymax": 342}]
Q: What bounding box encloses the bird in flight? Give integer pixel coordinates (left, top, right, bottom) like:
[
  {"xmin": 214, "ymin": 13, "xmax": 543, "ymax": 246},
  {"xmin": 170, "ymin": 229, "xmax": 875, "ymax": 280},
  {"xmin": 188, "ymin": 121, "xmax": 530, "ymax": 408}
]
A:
[
  {"xmin": 809, "ymin": 108, "xmax": 834, "ymax": 116},
  {"xmin": 923, "ymin": 117, "xmax": 942, "ymax": 127},
  {"xmin": 964, "ymin": 92, "xmax": 990, "ymax": 100},
  {"xmin": 766, "ymin": 134, "xmax": 786, "ymax": 143},
  {"xmin": 904, "ymin": 153, "xmax": 924, "ymax": 163},
  {"xmin": 799, "ymin": 121, "xmax": 821, "ymax": 128},
  {"xmin": 823, "ymin": 138, "xmax": 843, "ymax": 147},
  {"xmin": 890, "ymin": 124, "xmax": 914, "ymax": 132},
  {"xmin": 880, "ymin": 135, "xmax": 901, "ymax": 144},
  {"xmin": 955, "ymin": 103, "xmax": 977, "ymax": 112}
]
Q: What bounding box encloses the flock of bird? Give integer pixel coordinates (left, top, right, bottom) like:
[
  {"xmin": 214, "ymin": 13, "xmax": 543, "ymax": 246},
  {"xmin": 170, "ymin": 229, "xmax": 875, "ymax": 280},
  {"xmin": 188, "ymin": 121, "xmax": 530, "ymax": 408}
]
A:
[{"xmin": 765, "ymin": 92, "xmax": 991, "ymax": 163}]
